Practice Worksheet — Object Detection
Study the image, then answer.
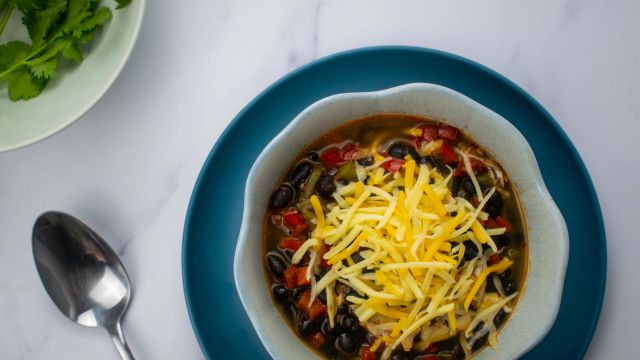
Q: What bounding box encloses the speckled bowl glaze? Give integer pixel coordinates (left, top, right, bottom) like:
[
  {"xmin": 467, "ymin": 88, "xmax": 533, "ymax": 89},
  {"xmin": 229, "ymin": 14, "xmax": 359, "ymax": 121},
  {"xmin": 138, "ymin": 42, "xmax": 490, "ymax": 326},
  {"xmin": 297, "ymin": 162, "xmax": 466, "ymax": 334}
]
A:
[{"xmin": 234, "ymin": 83, "xmax": 569, "ymax": 360}]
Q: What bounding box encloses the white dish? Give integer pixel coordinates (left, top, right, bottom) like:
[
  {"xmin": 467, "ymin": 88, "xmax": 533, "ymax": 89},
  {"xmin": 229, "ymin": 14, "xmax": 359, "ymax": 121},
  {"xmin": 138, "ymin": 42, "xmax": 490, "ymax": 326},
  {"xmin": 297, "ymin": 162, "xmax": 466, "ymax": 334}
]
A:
[
  {"xmin": 0, "ymin": 0, "xmax": 146, "ymax": 152},
  {"xmin": 234, "ymin": 83, "xmax": 569, "ymax": 360}
]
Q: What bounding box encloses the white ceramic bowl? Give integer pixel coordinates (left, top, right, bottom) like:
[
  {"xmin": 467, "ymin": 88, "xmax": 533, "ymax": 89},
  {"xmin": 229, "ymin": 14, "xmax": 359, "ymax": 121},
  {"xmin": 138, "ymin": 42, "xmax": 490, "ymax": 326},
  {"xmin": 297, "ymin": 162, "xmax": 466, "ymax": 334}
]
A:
[
  {"xmin": 0, "ymin": 0, "xmax": 145, "ymax": 152},
  {"xmin": 234, "ymin": 83, "xmax": 569, "ymax": 360}
]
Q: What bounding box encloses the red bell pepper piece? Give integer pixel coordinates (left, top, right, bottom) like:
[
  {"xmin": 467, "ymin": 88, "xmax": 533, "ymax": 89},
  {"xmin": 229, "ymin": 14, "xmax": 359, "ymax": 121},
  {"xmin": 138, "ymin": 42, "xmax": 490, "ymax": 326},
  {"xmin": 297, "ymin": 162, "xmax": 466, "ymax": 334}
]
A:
[
  {"xmin": 320, "ymin": 146, "xmax": 346, "ymax": 168},
  {"xmin": 341, "ymin": 143, "xmax": 360, "ymax": 161},
  {"xmin": 279, "ymin": 237, "xmax": 303, "ymax": 252},
  {"xmin": 496, "ymin": 216, "xmax": 512, "ymax": 233},
  {"xmin": 283, "ymin": 211, "xmax": 305, "ymax": 228},
  {"xmin": 310, "ymin": 332, "xmax": 326, "ymax": 348},
  {"xmin": 383, "ymin": 158, "xmax": 405, "ymax": 173},
  {"xmin": 319, "ymin": 243, "xmax": 331, "ymax": 268},
  {"xmin": 435, "ymin": 143, "xmax": 458, "ymax": 165},
  {"xmin": 483, "ymin": 219, "xmax": 498, "ymax": 229},
  {"xmin": 454, "ymin": 157, "xmax": 485, "ymax": 177},
  {"xmin": 283, "ymin": 266, "xmax": 298, "ymax": 289},
  {"xmin": 291, "ymin": 223, "xmax": 310, "ymax": 237},
  {"xmin": 425, "ymin": 343, "xmax": 439, "ymax": 354},
  {"xmin": 438, "ymin": 125, "xmax": 459, "ymax": 142},
  {"xmin": 296, "ymin": 267, "xmax": 310, "ymax": 287},
  {"xmin": 420, "ymin": 124, "xmax": 438, "ymax": 142},
  {"xmin": 488, "ymin": 254, "xmax": 500, "ymax": 265},
  {"xmin": 296, "ymin": 290, "xmax": 326, "ymax": 320},
  {"xmin": 360, "ymin": 345, "xmax": 377, "ymax": 360}
]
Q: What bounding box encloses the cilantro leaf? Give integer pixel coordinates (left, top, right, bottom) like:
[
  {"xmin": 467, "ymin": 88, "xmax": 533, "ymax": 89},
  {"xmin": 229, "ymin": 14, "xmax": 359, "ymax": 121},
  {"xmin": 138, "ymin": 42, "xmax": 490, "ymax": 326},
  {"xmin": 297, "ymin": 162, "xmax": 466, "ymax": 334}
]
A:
[
  {"xmin": 29, "ymin": 57, "xmax": 56, "ymax": 78},
  {"xmin": 0, "ymin": 40, "xmax": 30, "ymax": 71},
  {"xmin": 71, "ymin": 6, "xmax": 111, "ymax": 39},
  {"xmin": 8, "ymin": 69, "xmax": 44, "ymax": 100},
  {"xmin": 60, "ymin": 40, "xmax": 81, "ymax": 61},
  {"xmin": 23, "ymin": 0, "xmax": 68, "ymax": 47}
]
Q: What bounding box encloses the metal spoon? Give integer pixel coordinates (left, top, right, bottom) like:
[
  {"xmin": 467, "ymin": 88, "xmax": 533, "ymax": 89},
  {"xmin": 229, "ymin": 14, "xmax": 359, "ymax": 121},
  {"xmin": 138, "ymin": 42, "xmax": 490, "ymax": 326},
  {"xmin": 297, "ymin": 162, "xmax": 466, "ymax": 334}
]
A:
[{"xmin": 32, "ymin": 211, "xmax": 135, "ymax": 360}]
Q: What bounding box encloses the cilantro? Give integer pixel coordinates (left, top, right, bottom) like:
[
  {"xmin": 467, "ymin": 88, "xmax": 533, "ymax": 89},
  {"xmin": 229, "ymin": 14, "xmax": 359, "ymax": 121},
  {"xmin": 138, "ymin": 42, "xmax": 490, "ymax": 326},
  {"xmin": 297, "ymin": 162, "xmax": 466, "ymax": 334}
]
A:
[{"xmin": 0, "ymin": 0, "xmax": 131, "ymax": 101}]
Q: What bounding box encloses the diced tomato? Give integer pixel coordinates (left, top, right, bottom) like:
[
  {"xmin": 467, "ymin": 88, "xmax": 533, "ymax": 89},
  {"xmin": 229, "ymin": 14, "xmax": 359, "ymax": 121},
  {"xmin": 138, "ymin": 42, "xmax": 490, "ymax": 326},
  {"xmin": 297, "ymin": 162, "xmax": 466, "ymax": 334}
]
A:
[
  {"xmin": 484, "ymin": 219, "xmax": 499, "ymax": 229},
  {"xmin": 283, "ymin": 211, "xmax": 305, "ymax": 228},
  {"xmin": 496, "ymin": 216, "xmax": 512, "ymax": 233},
  {"xmin": 423, "ymin": 343, "xmax": 439, "ymax": 354},
  {"xmin": 488, "ymin": 254, "xmax": 500, "ymax": 265},
  {"xmin": 319, "ymin": 244, "xmax": 331, "ymax": 268},
  {"xmin": 420, "ymin": 124, "xmax": 438, "ymax": 142},
  {"xmin": 454, "ymin": 157, "xmax": 485, "ymax": 177},
  {"xmin": 310, "ymin": 332, "xmax": 326, "ymax": 348},
  {"xmin": 435, "ymin": 143, "xmax": 458, "ymax": 165},
  {"xmin": 279, "ymin": 237, "xmax": 303, "ymax": 252},
  {"xmin": 410, "ymin": 135, "xmax": 423, "ymax": 150},
  {"xmin": 360, "ymin": 345, "xmax": 377, "ymax": 360},
  {"xmin": 283, "ymin": 266, "xmax": 298, "ymax": 289},
  {"xmin": 320, "ymin": 146, "xmax": 346, "ymax": 168},
  {"xmin": 383, "ymin": 158, "xmax": 405, "ymax": 173},
  {"xmin": 296, "ymin": 291, "xmax": 326, "ymax": 320},
  {"xmin": 296, "ymin": 267, "xmax": 310, "ymax": 286},
  {"xmin": 341, "ymin": 143, "xmax": 360, "ymax": 161},
  {"xmin": 291, "ymin": 223, "xmax": 310, "ymax": 237},
  {"xmin": 438, "ymin": 124, "xmax": 459, "ymax": 142}
]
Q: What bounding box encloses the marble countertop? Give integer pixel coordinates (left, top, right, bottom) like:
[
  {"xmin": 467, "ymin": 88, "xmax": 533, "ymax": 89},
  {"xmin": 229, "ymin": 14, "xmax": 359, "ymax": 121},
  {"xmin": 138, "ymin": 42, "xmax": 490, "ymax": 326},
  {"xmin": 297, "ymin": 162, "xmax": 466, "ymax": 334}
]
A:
[{"xmin": 1, "ymin": 0, "xmax": 638, "ymax": 359}]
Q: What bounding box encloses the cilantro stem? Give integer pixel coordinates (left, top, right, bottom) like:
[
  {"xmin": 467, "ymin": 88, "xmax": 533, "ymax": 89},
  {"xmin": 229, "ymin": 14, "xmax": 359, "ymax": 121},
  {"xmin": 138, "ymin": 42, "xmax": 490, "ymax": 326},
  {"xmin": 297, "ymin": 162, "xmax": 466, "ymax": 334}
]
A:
[{"xmin": 0, "ymin": 5, "xmax": 14, "ymax": 37}]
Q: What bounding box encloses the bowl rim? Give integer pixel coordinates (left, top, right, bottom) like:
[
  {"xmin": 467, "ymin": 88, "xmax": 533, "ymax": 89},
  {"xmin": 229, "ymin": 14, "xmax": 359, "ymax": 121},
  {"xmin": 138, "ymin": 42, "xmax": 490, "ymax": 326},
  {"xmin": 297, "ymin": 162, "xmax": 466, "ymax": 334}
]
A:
[
  {"xmin": 0, "ymin": 0, "xmax": 147, "ymax": 152},
  {"xmin": 234, "ymin": 83, "xmax": 569, "ymax": 359}
]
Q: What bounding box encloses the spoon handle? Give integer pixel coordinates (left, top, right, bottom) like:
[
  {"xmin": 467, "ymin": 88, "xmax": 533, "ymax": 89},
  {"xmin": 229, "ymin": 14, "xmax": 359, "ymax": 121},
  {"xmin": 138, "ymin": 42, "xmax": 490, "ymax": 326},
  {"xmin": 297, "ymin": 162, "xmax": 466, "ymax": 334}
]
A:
[{"xmin": 107, "ymin": 321, "xmax": 135, "ymax": 360}]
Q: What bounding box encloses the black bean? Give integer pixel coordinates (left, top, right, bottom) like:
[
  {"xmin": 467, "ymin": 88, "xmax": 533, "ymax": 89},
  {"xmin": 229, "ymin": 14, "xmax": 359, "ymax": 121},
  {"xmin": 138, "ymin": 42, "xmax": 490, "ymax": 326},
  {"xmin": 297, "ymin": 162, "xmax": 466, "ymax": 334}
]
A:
[
  {"xmin": 494, "ymin": 309, "xmax": 507, "ymax": 327},
  {"xmin": 357, "ymin": 155, "xmax": 374, "ymax": 166},
  {"xmin": 336, "ymin": 303, "xmax": 349, "ymax": 315},
  {"xmin": 463, "ymin": 240, "xmax": 478, "ymax": 261},
  {"xmin": 451, "ymin": 177, "xmax": 462, "ymax": 194},
  {"xmin": 316, "ymin": 174, "xmax": 336, "ymax": 200},
  {"xmin": 471, "ymin": 332, "xmax": 489, "ymax": 352},
  {"xmin": 267, "ymin": 254, "xmax": 286, "ymax": 278},
  {"xmin": 388, "ymin": 142, "xmax": 409, "ymax": 159},
  {"xmin": 287, "ymin": 303, "xmax": 297, "ymax": 321},
  {"xmin": 503, "ymin": 279, "xmax": 517, "ymax": 295},
  {"xmin": 338, "ymin": 313, "xmax": 359, "ymax": 333},
  {"xmin": 272, "ymin": 285, "xmax": 289, "ymax": 302},
  {"xmin": 462, "ymin": 177, "xmax": 475, "ymax": 194},
  {"xmin": 291, "ymin": 286, "xmax": 310, "ymax": 301},
  {"xmin": 335, "ymin": 333, "xmax": 358, "ymax": 355},
  {"xmin": 406, "ymin": 147, "xmax": 423, "ymax": 163},
  {"xmin": 499, "ymin": 269, "xmax": 512, "ymax": 281},
  {"xmin": 351, "ymin": 252, "xmax": 364, "ymax": 263},
  {"xmin": 318, "ymin": 290, "xmax": 327, "ymax": 304},
  {"xmin": 493, "ymin": 234, "xmax": 511, "ymax": 248},
  {"xmin": 269, "ymin": 185, "xmax": 293, "ymax": 209},
  {"xmin": 485, "ymin": 191, "xmax": 504, "ymax": 218},
  {"xmin": 297, "ymin": 313, "xmax": 315, "ymax": 337},
  {"xmin": 455, "ymin": 190, "xmax": 471, "ymax": 201},
  {"xmin": 289, "ymin": 162, "xmax": 313, "ymax": 185},
  {"xmin": 321, "ymin": 317, "xmax": 339, "ymax": 338},
  {"xmin": 391, "ymin": 354, "xmax": 409, "ymax": 360},
  {"xmin": 308, "ymin": 152, "xmax": 320, "ymax": 162},
  {"xmin": 485, "ymin": 276, "xmax": 498, "ymax": 293}
]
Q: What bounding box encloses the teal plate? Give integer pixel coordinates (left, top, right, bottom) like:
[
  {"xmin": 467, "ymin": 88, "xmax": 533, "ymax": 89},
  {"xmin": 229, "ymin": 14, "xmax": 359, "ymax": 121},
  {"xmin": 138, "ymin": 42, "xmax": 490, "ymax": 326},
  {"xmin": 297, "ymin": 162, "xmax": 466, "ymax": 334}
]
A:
[{"xmin": 182, "ymin": 46, "xmax": 606, "ymax": 359}]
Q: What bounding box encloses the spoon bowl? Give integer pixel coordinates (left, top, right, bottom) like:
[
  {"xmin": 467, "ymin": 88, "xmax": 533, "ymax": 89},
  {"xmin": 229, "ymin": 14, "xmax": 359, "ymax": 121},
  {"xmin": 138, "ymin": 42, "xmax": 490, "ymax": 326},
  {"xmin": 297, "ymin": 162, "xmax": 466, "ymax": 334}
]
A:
[{"xmin": 33, "ymin": 211, "xmax": 135, "ymax": 360}]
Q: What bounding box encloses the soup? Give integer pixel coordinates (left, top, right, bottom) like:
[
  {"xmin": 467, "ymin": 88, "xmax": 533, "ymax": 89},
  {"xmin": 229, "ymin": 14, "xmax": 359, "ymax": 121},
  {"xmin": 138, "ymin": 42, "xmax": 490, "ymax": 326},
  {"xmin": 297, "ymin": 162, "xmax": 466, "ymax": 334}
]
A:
[{"xmin": 263, "ymin": 114, "xmax": 527, "ymax": 360}]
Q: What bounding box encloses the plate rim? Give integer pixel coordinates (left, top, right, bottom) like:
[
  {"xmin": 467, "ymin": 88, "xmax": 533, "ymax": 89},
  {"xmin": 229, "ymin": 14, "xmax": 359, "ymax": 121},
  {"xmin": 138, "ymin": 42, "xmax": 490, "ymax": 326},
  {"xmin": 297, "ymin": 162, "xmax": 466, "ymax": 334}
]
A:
[{"xmin": 182, "ymin": 45, "xmax": 607, "ymax": 359}]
